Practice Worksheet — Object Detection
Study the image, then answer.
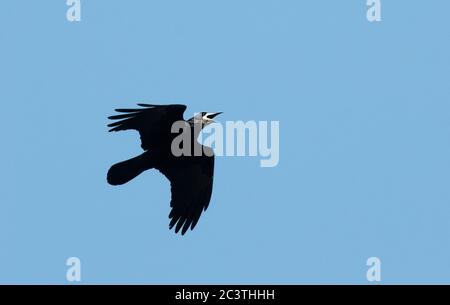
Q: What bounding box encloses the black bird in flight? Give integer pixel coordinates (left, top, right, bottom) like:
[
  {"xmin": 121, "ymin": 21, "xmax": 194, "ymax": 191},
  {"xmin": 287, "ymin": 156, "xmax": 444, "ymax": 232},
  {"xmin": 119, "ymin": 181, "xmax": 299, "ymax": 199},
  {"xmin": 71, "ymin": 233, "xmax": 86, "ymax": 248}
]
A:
[{"xmin": 106, "ymin": 104, "xmax": 222, "ymax": 235}]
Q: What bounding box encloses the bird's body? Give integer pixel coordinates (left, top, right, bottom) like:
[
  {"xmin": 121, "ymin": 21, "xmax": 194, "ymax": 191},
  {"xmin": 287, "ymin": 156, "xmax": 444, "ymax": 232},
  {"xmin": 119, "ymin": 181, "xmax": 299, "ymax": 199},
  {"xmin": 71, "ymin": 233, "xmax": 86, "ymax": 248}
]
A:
[{"xmin": 106, "ymin": 104, "xmax": 221, "ymax": 235}]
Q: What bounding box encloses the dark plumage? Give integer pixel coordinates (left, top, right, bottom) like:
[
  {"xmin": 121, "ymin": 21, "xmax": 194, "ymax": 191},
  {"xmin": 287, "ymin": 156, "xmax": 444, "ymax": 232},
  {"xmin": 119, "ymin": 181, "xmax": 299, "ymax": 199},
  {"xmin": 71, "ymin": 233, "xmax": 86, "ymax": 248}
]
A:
[{"xmin": 106, "ymin": 104, "xmax": 221, "ymax": 235}]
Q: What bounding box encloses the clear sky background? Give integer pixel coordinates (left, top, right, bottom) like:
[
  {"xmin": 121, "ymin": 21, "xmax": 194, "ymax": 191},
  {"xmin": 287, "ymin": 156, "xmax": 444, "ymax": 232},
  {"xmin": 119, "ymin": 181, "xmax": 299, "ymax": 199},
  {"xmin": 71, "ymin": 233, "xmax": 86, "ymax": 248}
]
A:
[{"xmin": 1, "ymin": 1, "xmax": 449, "ymax": 284}]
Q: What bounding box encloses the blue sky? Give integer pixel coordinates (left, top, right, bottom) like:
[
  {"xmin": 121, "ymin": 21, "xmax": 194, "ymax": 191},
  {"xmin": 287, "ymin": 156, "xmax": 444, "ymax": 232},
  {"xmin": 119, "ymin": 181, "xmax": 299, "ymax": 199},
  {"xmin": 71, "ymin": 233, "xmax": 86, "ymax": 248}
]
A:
[{"xmin": 1, "ymin": 1, "xmax": 450, "ymax": 284}]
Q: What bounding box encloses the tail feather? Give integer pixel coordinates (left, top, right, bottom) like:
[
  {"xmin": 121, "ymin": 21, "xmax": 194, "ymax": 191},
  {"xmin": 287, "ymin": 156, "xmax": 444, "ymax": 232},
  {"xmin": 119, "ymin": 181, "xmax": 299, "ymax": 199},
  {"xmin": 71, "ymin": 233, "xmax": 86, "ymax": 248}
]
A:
[{"xmin": 107, "ymin": 152, "xmax": 154, "ymax": 186}]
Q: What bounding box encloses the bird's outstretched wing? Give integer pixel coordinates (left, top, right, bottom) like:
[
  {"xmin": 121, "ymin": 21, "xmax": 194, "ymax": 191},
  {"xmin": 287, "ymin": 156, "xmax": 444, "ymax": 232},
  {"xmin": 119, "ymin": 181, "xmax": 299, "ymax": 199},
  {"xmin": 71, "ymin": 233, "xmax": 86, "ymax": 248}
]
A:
[
  {"xmin": 157, "ymin": 148, "xmax": 215, "ymax": 235},
  {"xmin": 108, "ymin": 104, "xmax": 187, "ymax": 150}
]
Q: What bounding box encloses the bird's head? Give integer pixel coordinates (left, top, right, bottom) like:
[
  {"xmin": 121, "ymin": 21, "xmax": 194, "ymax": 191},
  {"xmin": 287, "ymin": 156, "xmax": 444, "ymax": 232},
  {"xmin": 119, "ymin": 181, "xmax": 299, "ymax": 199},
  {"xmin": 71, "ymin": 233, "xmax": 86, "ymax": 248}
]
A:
[{"xmin": 188, "ymin": 112, "xmax": 222, "ymax": 127}]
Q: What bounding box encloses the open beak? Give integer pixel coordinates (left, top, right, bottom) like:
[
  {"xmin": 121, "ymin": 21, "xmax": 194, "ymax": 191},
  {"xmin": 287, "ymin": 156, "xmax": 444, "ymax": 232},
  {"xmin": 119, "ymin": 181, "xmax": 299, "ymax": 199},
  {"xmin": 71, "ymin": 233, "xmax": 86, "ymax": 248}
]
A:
[
  {"xmin": 206, "ymin": 112, "xmax": 222, "ymax": 123},
  {"xmin": 208, "ymin": 112, "xmax": 222, "ymax": 122}
]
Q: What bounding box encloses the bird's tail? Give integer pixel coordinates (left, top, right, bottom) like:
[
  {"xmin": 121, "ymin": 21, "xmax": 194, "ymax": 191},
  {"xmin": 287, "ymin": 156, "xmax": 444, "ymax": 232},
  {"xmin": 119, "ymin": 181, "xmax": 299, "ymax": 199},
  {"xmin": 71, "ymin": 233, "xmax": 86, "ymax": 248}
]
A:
[{"xmin": 107, "ymin": 151, "xmax": 154, "ymax": 186}]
